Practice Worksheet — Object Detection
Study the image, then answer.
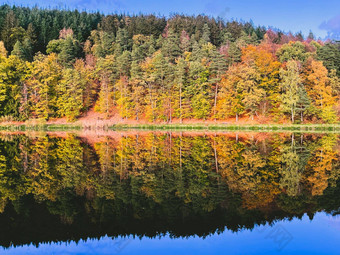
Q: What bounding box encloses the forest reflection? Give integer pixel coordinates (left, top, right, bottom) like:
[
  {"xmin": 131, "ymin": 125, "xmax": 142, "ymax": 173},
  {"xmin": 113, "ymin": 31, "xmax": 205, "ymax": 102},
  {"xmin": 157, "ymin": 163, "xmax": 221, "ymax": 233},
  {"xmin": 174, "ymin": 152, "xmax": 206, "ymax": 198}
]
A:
[{"xmin": 0, "ymin": 132, "xmax": 339, "ymax": 248}]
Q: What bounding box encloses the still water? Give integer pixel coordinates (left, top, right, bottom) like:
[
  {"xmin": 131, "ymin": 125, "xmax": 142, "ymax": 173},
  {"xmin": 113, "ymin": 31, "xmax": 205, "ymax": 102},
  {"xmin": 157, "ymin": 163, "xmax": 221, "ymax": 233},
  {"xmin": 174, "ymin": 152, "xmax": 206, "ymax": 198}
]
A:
[{"xmin": 0, "ymin": 131, "xmax": 339, "ymax": 254}]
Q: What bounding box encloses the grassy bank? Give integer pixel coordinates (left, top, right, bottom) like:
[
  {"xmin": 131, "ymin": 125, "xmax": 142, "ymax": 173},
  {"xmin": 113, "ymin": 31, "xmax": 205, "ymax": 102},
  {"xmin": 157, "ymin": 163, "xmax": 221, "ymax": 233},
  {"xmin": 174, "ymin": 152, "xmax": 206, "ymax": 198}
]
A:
[
  {"xmin": 110, "ymin": 123, "xmax": 340, "ymax": 132},
  {"xmin": 0, "ymin": 124, "xmax": 83, "ymax": 131},
  {"xmin": 1, "ymin": 123, "xmax": 340, "ymax": 133}
]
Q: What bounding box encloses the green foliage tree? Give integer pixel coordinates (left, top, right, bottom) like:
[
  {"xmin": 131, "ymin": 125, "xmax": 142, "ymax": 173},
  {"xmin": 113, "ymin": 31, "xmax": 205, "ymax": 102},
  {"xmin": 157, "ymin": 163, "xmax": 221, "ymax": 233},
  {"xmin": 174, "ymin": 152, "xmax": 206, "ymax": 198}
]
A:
[
  {"xmin": 57, "ymin": 65, "xmax": 85, "ymax": 121},
  {"xmin": 280, "ymin": 60, "xmax": 301, "ymax": 122}
]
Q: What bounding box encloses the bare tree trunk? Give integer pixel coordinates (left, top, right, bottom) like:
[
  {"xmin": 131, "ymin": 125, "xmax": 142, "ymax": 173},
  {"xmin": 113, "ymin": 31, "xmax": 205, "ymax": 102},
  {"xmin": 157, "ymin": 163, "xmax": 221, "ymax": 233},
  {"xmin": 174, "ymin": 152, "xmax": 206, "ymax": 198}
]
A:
[
  {"xmin": 180, "ymin": 83, "xmax": 182, "ymax": 124},
  {"xmin": 170, "ymin": 132, "xmax": 172, "ymax": 164},
  {"xmin": 214, "ymin": 84, "xmax": 218, "ymax": 122},
  {"xmin": 148, "ymin": 82, "xmax": 155, "ymax": 123},
  {"xmin": 213, "ymin": 135, "xmax": 219, "ymax": 173},
  {"xmin": 180, "ymin": 132, "xmax": 182, "ymax": 171},
  {"xmin": 169, "ymin": 90, "xmax": 172, "ymax": 123}
]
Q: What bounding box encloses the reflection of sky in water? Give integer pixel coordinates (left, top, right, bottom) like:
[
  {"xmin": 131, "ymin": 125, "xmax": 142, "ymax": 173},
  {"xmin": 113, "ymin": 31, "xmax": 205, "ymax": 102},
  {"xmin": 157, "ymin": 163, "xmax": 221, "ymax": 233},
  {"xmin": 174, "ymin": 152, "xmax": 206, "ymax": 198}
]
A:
[{"xmin": 2, "ymin": 212, "xmax": 340, "ymax": 255}]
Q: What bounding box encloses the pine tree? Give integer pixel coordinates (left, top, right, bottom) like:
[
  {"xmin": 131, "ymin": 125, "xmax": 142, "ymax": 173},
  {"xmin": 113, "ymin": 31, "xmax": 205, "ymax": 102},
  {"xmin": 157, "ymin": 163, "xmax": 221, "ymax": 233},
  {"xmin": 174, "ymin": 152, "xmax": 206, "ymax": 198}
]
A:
[
  {"xmin": 161, "ymin": 29, "xmax": 181, "ymax": 62},
  {"xmin": 296, "ymin": 86, "xmax": 310, "ymax": 122},
  {"xmin": 191, "ymin": 40, "xmax": 203, "ymax": 61},
  {"xmin": 200, "ymin": 24, "xmax": 211, "ymax": 44},
  {"xmin": 116, "ymin": 51, "xmax": 131, "ymax": 76},
  {"xmin": 227, "ymin": 42, "xmax": 241, "ymax": 65},
  {"xmin": 317, "ymin": 42, "xmax": 340, "ymax": 76},
  {"xmin": 11, "ymin": 41, "xmax": 25, "ymax": 60},
  {"xmin": 11, "ymin": 39, "xmax": 33, "ymax": 61},
  {"xmin": 115, "ymin": 28, "xmax": 130, "ymax": 54},
  {"xmin": 58, "ymin": 34, "xmax": 82, "ymax": 67},
  {"xmin": 1, "ymin": 10, "xmax": 18, "ymax": 50},
  {"xmin": 90, "ymin": 30, "xmax": 115, "ymax": 58}
]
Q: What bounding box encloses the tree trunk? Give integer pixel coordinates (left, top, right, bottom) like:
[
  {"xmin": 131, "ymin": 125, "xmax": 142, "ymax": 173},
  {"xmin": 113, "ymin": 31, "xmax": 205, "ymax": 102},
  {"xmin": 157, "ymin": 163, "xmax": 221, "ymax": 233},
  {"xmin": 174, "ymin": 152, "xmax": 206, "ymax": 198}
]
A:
[
  {"xmin": 169, "ymin": 90, "xmax": 172, "ymax": 123},
  {"xmin": 214, "ymin": 136, "xmax": 219, "ymax": 173},
  {"xmin": 180, "ymin": 132, "xmax": 182, "ymax": 171},
  {"xmin": 180, "ymin": 83, "xmax": 182, "ymax": 124},
  {"xmin": 214, "ymin": 84, "xmax": 218, "ymax": 122}
]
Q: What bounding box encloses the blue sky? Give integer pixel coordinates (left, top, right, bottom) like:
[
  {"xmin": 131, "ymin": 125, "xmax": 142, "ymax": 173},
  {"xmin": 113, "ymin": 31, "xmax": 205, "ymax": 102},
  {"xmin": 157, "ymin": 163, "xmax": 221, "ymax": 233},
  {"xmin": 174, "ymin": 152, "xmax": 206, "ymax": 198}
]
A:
[{"xmin": 2, "ymin": 0, "xmax": 340, "ymax": 39}]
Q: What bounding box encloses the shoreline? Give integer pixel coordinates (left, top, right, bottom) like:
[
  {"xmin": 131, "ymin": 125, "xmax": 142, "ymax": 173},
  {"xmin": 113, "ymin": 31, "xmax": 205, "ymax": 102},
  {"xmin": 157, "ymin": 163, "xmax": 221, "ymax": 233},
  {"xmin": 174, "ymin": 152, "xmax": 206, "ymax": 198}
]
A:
[{"xmin": 0, "ymin": 122, "xmax": 340, "ymax": 133}]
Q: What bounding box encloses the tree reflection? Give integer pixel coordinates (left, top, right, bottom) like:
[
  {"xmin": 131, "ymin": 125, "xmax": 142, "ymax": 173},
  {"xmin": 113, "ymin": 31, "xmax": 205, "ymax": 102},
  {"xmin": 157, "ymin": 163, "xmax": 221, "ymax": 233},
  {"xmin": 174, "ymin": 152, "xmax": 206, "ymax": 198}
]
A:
[{"xmin": 0, "ymin": 132, "xmax": 339, "ymax": 247}]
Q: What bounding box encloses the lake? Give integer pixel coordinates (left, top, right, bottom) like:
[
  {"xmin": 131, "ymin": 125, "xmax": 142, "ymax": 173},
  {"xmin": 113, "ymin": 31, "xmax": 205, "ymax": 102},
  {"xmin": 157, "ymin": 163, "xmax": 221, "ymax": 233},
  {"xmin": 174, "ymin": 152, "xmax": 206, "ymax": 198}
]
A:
[{"xmin": 0, "ymin": 131, "xmax": 339, "ymax": 254}]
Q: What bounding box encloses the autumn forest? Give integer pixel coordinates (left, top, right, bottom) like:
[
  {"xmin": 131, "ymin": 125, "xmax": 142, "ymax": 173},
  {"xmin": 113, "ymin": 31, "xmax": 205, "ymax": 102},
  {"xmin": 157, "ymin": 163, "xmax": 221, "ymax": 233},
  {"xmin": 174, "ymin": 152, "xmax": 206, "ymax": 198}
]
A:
[{"xmin": 0, "ymin": 5, "xmax": 340, "ymax": 124}]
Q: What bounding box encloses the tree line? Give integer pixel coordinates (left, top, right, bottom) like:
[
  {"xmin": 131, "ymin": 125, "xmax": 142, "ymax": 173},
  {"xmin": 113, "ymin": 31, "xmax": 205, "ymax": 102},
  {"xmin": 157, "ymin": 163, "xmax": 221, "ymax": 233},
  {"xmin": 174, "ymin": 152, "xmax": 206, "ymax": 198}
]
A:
[{"xmin": 0, "ymin": 5, "xmax": 340, "ymax": 123}]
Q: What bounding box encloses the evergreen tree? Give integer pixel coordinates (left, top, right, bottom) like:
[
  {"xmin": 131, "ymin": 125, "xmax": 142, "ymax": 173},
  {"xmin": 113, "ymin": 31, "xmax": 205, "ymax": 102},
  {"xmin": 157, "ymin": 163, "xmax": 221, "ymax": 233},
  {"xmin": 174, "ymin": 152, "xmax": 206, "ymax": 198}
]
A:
[
  {"xmin": 317, "ymin": 42, "xmax": 340, "ymax": 76},
  {"xmin": 58, "ymin": 34, "xmax": 82, "ymax": 67},
  {"xmin": 1, "ymin": 10, "xmax": 18, "ymax": 50},
  {"xmin": 11, "ymin": 39, "xmax": 33, "ymax": 61},
  {"xmin": 11, "ymin": 41, "xmax": 25, "ymax": 60},
  {"xmin": 161, "ymin": 29, "xmax": 181, "ymax": 62},
  {"xmin": 200, "ymin": 24, "xmax": 211, "ymax": 44},
  {"xmin": 296, "ymin": 86, "xmax": 310, "ymax": 122}
]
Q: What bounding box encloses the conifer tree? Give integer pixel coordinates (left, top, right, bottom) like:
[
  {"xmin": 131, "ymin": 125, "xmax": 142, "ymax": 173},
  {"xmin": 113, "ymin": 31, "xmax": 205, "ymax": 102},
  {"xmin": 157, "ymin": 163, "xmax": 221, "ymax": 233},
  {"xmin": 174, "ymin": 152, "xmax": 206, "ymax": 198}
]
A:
[
  {"xmin": 11, "ymin": 41, "xmax": 25, "ymax": 60},
  {"xmin": 162, "ymin": 29, "xmax": 181, "ymax": 62},
  {"xmin": 200, "ymin": 24, "xmax": 211, "ymax": 44},
  {"xmin": 1, "ymin": 10, "xmax": 18, "ymax": 50},
  {"xmin": 296, "ymin": 86, "xmax": 310, "ymax": 122}
]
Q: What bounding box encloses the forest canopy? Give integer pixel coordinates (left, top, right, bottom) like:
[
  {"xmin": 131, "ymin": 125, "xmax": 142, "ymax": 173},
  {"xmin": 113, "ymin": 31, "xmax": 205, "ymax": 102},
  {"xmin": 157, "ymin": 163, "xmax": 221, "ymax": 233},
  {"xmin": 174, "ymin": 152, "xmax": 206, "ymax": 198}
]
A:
[{"xmin": 0, "ymin": 5, "xmax": 340, "ymax": 123}]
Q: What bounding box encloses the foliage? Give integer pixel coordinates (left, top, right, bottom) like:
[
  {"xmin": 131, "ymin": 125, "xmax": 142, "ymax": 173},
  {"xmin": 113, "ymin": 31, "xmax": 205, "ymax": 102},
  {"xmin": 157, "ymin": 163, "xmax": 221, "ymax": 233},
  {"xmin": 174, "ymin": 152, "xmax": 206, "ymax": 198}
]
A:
[{"xmin": 0, "ymin": 5, "xmax": 338, "ymax": 123}]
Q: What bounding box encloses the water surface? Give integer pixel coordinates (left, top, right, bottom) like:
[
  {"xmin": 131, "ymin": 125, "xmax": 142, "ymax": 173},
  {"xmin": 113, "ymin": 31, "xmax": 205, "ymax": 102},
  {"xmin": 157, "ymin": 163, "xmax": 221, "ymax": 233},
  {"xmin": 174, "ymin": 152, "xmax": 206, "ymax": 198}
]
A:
[{"xmin": 0, "ymin": 131, "xmax": 339, "ymax": 254}]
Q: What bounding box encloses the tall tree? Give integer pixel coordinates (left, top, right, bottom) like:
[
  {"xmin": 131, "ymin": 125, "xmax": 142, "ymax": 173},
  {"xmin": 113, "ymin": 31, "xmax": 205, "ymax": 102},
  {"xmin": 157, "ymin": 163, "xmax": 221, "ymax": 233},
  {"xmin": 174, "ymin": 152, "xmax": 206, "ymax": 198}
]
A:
[
  {"xmin": 279, "ymin": 60, "xmax": 301, "ymax": 122},
  {"xmin": 57, "ymin": 60, "xmax": 86, "ymax": 121},
  {"xmin": 305, "ymin": 59, "xmax": 336, "ymax": 123},
  {"xmin": 28, "ymin": 53, "xmax": 62, "ymax": 119}
]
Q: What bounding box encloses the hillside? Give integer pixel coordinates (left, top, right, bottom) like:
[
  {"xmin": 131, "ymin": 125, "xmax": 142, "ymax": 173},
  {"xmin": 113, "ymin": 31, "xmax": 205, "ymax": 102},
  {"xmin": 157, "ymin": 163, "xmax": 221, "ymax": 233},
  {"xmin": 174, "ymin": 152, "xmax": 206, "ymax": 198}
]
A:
[{"xmin": 0, "ymin": 5, "xmax": 339, "ymax": 125}]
